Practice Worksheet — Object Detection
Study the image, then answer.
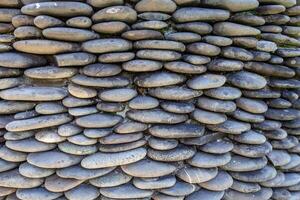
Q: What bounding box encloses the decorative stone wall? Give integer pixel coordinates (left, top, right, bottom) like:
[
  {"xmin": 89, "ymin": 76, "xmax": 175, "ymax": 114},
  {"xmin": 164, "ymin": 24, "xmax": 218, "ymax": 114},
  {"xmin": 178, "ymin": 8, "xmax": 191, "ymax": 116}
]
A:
[{"xmin": 0, "ymin": 0, "xmax": 300, "ymax": 199}]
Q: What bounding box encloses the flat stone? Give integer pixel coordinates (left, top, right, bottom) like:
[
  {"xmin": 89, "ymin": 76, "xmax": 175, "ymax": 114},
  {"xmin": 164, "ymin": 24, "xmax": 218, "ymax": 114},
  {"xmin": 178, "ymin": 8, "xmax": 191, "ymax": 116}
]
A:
[
  {"xmin": 222, "ymin": 154, "xmax": 267, "ymax": 172},
  {"xmin": 161, "ymin": 101, "xmax": 195, "ymax": 114},
  {"xmin": 164, "ymin": 61, "xmax": 206, "ymax": 74},
  {"xmin": 35, "ymin": 103, "xmax": 66, "ymax": 115},
  {"xmin": 68, "ymin": 106, "xmax": 98, "ymax": 117},
  {"xmin": 268, "ymin": 98, "xmax": 292, "ymax": 109},
  {"xmin": 13, "ymin": 39, "xmax": 80, "ymax": 55},
  {"xmin": 0, "ymin": 146, "xmax": 27, "ymax": 162},
  {"xmin": 188, "ymin": 151, "xmax": 231, "ymax": 168},
  {"xmin": 202, "ymin": 0, "xmax": 259, "ymax": 12},
  {"xmin": 176, "ymin": 166, "xmax": 218, "ymax": 183},
  {"xmin": 121, "ymin": 159, "xmax": 176, "ymax": 178},
  {"xmin": 221, "ymin": 47, "xmax": 253, "ymax": 61},
  {"xmin": 149, "ymin": 123, "xmax": 204, "ymax": 139},
  {"xmin": 99, "ymin": 132, "xmax": 143, "ymax": 145},
  {"xmin": 129, "ymin": 96, "xmax": 159, "ymax": 110},
  {"xmin": 0, "ymin": 159, "xmax": 17, "ymax": 173},
  {"xmin": 6, "ymin": 113, "xmax": 72, "ymax": 132},
  {"xmin": 231, "ymin": 179, "xmax": 261, "ymax": 193},
  {"xmin": 16, "ymin": 187, "xmax": 62, "ymax": 200},
  {"xmin": 81, "ymin": 147, "xmax": 147, "ymax": 169},
  {"xmin": 27, "ymin": 150, "xmax": 82, "ymax": 169},
  {"xmin": 89, "ymin": 168, "xmax": 132, "ymax": 188},
  {"xmin": 45, "ymin": 175, "xmax": 84, "ymax": 193},
  {"xmin": 136, "ymin": 50, "xmax": 182, "ymax": 61},
  {"xmin": 149, "ymin": 86, "xmax": 201, "ymax": 101},
  {"xmin": 33, "ymin": 15, "xmax": 64, "ymax": 29},
  {"xmin": 197, "ymin": 97, "xmax": 236, "ymax": 113},
  {"xmin": 253, "ymin": 119, "xmax": 282, "ymax": 131},
  {"xmin": 148, "ymin": 145, "xmax": 196, "ymax": 162},
  {"xmin": 83, "ymin": 63, "xmax": 121, "ymax": 78},
  {"xmin": 230, "ymin": 130, "xmax": 266, "ymax": 145},
  {"xmin": 54, "ymin": 52, "xmax": 96, "ymax": 67},
  {"xmin": 0, "ymin": 52, "xmax": 46, "ymax": 68},
  {"xmin": 265, "ymin": 108, "xmax": 300, "ymax": 121},
  {"xmin": 173, "ymin": 7, "xmax": 230, "ymax": 23},
  {"xmin": 114, "ymin": 121, "xmax": 147, "ymax": 134},
  {"xmin": 207, "ymin": 119, "xmax": 251, "ymax": 134},
  {"xmin": 135, "ymin": 0, "xmax": 176, "ymax": 13},
  {"xmin": 214, "ymin": 22, "xmax": 260, "ymax": 36},
  {"xmin": 97, "ymin": 103, "xmax": 125, "ymax": 113},
  {"xmin": 92, "ymin": 6, "xmax": 137, "ymax": 23},
  {"xmin": 208, "ymin": 58, "xmax": 244, "ymax": 72},
  {"xmin": 66, "ymin": 16, "xmax": 92, "ymax": 28},
  {"xmin": 58, "ymin": 123, "xmax": 82, "ymax": 137},
  {"xmin": 267, "ymin": 150, "xmax": 291, "ymax": 167},
  {"xmin": 0, "ymin": 86, "xmax": 67, "ymax": 101},
  {"xmin": 186, "ymin": 189, "xmax": 224, "ymax": 200},
  {"xmin": 76, "ymin": 113, "xmax": 122, "ymax": 128},
  {"xmin": 87, "ymin": 0, "xmax": 123, "ymax": 8},
  {"xmin": 65, "ymin": 184, "xmax": 100, "ymax": 200},
  {"xmin": 127, "ymin": 109, "xmax": 188, "ymax": 124},
  {"xmin": 82, "ymin": 39, "xmax": 132, "ymax": 54},
  {"xmin": 0, "ymin": 101, "xmax": 35, "ymax": 115},
  {"xmin": 160, "ymin": 181, "xmax": 197, "ymax": 196},
  {"xmin": 68, "ymin": 134, "xmax": 97, "ymax": 146},
  {"xmin": 99, "ymin": 140, "xmax": 147, "ymax": 153},
  {"xmin": 231, "ymin": 109, "xmax": 265, "ymax": 123},
  {"xmin": 100, "ymin": 183, "xmax": 153, "ymax": 199},
  {"xmin": 6, "ymin": 138, "xmax": 56, "ymax": 152},
  {"xmin": 204, "ymin": 86, "xmax": 242, "ymax": 100},
  {"xmin": 132, "ymin": 21, "xmax": 168, "ymax": 30},
  {"xmin": 84, "ymin": 128, "xmax": 111, "ymax": 139},
  {"xmin": 123, "ymin": 59, "xmax": 162, "ymax": 72},
  {"xmin": 0, "ymin": 186, "xmax": 15, "ymax": 197},
  {"xmin": 72, "ymin": 75, "xmax": 130, "ymax": 88},
  {"xmin": 138, "ymin": 12, "xmax": 171, "ymax": 21},
  {"xmin": 192, "ymin": 108, "xmax": 227, "ymax": 125},
  {"xmin": 245, "ymin": 61, "xmax": 295, "ymax": 78},
  {"xmin": 243, "ymin": 88, "xmax": 281, "ymax": 99},
  {"xmin": 224, "ymin": 188, "xmax": 273, "ymax": 200},
  {"xmin": 236, "ymin": 97, "xmax": 268, "ymax": 114},
  {"xmin": 203, "ymin": 35, "xmax": 232, "ymax": 46},
  {"xmin": 98, "ymin": 52, "xmax": 135, "ymax": 63},
  {"xmin": 227, "ymin": 71, "xmax": 267, "ymax": 90},
  {"xmin": 199, "ymin": 171, "xmax": 233, "ymax": 191},
  {"xmin": 271, "ymin": 135, "xmax": 299, "ymax": 149},
  {"xmin": 21, "ymin": 2, "xmax": 93, "ymax": 17},
  {"xmin": 199, "ymin": 139, "xmax": 233, "ymax": 154},
  {"xmin": 4, "ymin": 130, "xmax": 34, "ymax": 141},
  {"xmin": 136, "ymin": 39, "xmax": 184, "ymax": 50},
  {"xmin": 99, "ymin": 88, "xmax": 137, "ymax": 102},
  {"xmin": 19, "ymin": 162, "xmax": 55, "ymax": 178},
  {"xmin": 264, "ymin": 129, "xmax": 287, "ymax": 140},
  {"xmin": 122, "ymin": 30, "xmax": 163, "ymax": 41},
  {"xmin": 133, "ymin": 176, "xmax": 176, "ymax": 190},
  {"xmin": 230, "ymin": 165, "xmax": 277, "ymax": 183},
  {"xmin": 25, "ymin": 66, "xmax": 77, "ymax": 80},
  {"xmin": 0, "ymin": 169, "xmax": 43, "ymax": 188},
  {"xmin": 63, "ymin": 96, "xmax": 95, "ymax": 108},
  {"xmin": 148, "ymin": 137, "xmax": 178, "ymax": 150},
  {"xmin": 187, "ymin": 74, "xmax": 226, "ymax": 90},
  {"xmin": 43, "ymin": 27, "xmax": 98, "ymax": 42},
  {"xmin": 92, "ymin": 21, "xmax": 129, "ymax": 34},
  {"xmin": 187, "ymin": 42, "xmax": 220, "ymax": 56},
  {"xmin": 165, "ymin": 32, "xmax": 202, "ymax": 43},
  {"xmin": 233, "ymin": 142, "xmax": 272, "ymax": 158},
  {"xmin": 58, "ymin": 142, "xmax": 97, "ymax": 156}
]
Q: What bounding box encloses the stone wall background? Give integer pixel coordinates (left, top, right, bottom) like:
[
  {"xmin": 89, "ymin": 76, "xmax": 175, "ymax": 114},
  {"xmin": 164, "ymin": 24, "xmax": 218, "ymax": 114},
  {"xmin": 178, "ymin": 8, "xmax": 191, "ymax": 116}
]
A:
[{"xmin": 0, "ymin": 0, "xmax": 300, "ymax": 199}]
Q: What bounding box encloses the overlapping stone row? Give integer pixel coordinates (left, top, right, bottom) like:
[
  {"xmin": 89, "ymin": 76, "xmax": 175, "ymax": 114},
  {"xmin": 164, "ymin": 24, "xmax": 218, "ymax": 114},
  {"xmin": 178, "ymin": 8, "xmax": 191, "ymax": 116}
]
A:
[{"xmin": 0, "ymin": 0, "xmax": 300, "ymax": 199}]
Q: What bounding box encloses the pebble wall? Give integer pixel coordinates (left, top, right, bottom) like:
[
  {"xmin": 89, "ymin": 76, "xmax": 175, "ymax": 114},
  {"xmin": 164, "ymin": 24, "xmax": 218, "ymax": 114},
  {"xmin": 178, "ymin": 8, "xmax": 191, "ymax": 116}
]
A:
[{"xmin": 0, "ymin": 0, "xmax": 300, "ymax": 199}]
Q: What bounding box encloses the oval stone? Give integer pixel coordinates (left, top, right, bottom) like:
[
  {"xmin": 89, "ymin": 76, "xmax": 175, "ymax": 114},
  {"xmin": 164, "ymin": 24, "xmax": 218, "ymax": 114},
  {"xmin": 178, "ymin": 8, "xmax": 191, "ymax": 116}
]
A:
[
  {"xmin": 82, "ymin": 39, "xmax": 132, "ymax": 54},
  {"xmin": 121, "ymin": 159, "xmax": 176, "ymax": 178},
  {"xmin": 0, "ymin": 52, "xmax": 46, "ymax": 68},
  {"xmin": 176, "ymin": 166, "xmax": 218, "ymax": 183},
  {"xmin": 127, "ymin": 109, "xmax": 188, "ymax": 124},
  {"xmin": 0, "ymin": 169, "xmax": 43, "ymax": 188},
  {"xmin": 227, "ymin": 71, "xmax": 267, "ymax": 90},
  {"xmin": 6, "ymin": 114, "xmax": 72, "ymax": 132},
  {"xmin": 21, "ymin": 2, "xmax": 93, "ymax": 17},
  {"xmin": 149, "ymin": 124, "xmax": 204, "ymax": 138},
  {"xmin": 99, "ymin": 88, "xmax": 137, "ymax": 102},
  {"xmin": 76, "ymin": 113, "xmax": 122, "ymax": 128},
  {"xmin": 187, "ymin": 74, "xmax": 226, "ymax": 90},
  {"xmin": 81, "ymin": 147, "xmax": 147, "ymax": 169},
  {"xmin": 92, "ymin": 6, "xmax": 137, "ymax": 23},
  {"xmin": 214, "ymin": 22, "xmax": 261, "ymax": 36},
  {"xmin": 16, "ymin": 187, "xmax": 62, "ymax": 200},
  {"xmin": 27, "ymin": 150, "xmax": 82, "ymax": 169}
]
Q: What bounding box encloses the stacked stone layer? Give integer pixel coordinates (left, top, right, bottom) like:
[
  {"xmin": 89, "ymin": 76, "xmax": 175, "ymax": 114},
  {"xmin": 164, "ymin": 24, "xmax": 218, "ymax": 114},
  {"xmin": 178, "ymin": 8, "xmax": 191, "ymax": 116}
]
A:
[{"xmin": 0, "ymin": 0, "xmax": 300, "ymax": 199}]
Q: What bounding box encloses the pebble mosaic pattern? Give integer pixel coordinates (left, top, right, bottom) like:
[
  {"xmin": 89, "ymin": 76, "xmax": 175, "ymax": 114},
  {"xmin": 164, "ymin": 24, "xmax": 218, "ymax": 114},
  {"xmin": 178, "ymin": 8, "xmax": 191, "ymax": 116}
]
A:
[{"xmin": 0, "ymin": 0, "xmax": 300, "ymax": 199}]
